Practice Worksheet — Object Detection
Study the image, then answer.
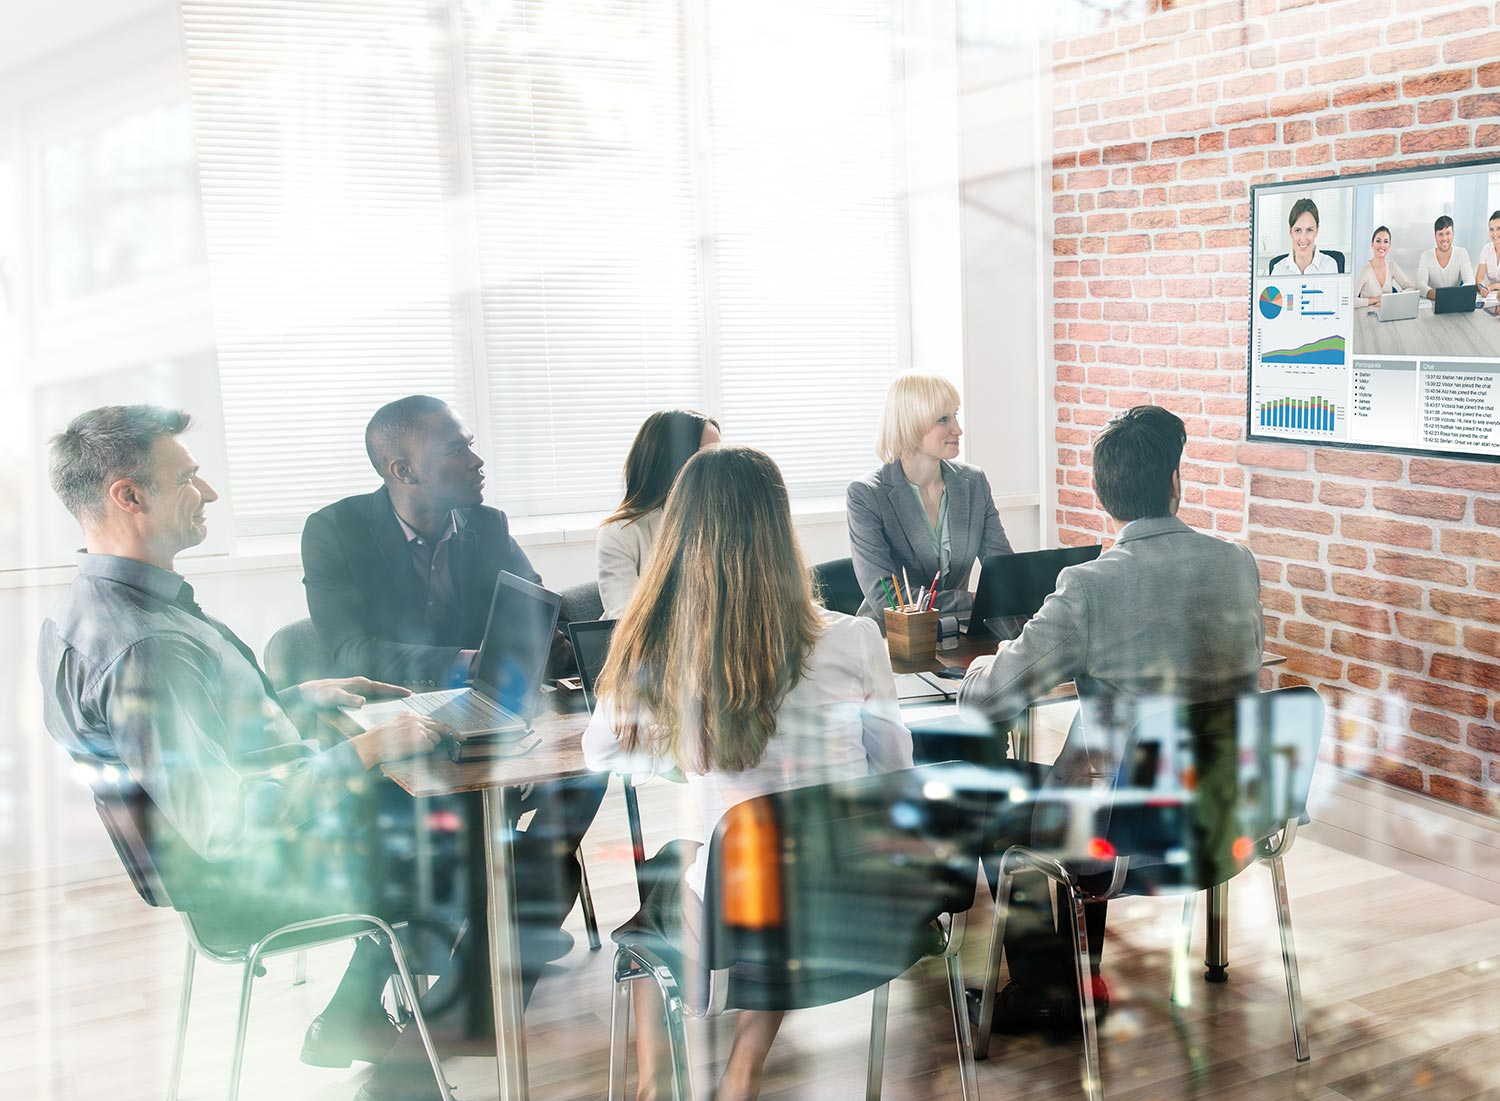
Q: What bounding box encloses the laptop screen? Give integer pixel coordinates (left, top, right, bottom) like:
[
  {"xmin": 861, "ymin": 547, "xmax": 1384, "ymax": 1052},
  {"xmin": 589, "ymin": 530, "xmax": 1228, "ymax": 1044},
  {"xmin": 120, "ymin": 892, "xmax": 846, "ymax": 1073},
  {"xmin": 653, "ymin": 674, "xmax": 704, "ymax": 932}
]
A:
[
  {"xmin": 969, "ymin": 544, "xmax": 1103, "ymax": 641},
  {"xmin": 568, "ymin": 619, "xmax": 617, "ymax": 713},
  {"xmin": 473, "ymin": 572, "xmax": 561, "ymax": 720}
]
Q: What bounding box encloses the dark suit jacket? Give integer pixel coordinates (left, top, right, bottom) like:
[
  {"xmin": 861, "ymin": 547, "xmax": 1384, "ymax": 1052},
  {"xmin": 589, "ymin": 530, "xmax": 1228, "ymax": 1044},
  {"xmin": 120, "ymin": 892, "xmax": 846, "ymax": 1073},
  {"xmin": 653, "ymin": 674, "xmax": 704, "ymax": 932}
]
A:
[{"xmin": 301, "ymin": 486, "xmax": 545, "ymax": 689}]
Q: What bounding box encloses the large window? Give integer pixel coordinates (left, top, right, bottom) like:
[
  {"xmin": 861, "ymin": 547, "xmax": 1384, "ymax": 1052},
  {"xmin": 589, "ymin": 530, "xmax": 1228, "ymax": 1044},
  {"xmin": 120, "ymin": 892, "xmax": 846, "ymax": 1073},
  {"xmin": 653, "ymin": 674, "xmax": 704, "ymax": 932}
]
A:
[{"xmin": 184, "ymin": 0, "xmax": 911, "ymax": 533}]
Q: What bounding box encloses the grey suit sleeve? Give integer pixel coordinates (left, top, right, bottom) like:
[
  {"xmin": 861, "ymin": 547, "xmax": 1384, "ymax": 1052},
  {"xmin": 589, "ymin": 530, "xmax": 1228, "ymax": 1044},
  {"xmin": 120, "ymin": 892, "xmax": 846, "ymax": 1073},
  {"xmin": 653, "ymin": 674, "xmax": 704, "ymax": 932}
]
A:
[
  {"xmin": 846, "ymin": 479, "xmax": 900, "ymax": 614},
  {"xmin": 301, "ymin": 509, "xmax": 461, "ymax": 686},
  {"xmin": 958, "ymin": 566, "xmax": 1089, "ymax": 724},
  {"xmin": 975, "ymin": 469, "xmax": 1013, "ymax": 559}
]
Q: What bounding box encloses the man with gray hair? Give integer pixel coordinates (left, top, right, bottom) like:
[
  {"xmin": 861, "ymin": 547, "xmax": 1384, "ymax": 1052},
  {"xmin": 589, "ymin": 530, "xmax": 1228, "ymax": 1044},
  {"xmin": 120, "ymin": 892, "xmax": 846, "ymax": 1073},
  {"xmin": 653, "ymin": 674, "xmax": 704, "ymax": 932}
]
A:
[{"xmin": 36, "ymin": 405, "xmax": 500, "ymax": 1101}]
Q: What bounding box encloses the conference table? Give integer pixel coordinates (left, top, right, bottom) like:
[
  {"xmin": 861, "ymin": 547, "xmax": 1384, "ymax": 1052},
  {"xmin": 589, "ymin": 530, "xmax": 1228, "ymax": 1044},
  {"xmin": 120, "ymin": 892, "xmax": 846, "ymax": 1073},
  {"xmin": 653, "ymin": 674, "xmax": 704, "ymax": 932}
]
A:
[
  {"xmin": 338, "ymin": 637, "xmax": 1285, "ymax": 1101},
  {"xmin": 1352, "ymin": 299, "xmax": 1500, "ymax": 358}
]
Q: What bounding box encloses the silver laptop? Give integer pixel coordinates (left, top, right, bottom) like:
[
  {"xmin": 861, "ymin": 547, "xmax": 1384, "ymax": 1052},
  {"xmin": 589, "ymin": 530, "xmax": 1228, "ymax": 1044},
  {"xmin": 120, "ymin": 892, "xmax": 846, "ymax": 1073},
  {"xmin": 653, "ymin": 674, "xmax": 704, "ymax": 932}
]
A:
[
  {"xmin": 1377, "ymin": 290, "xmax": 1418, "ymax": 321},
  {"xmin": 345, "ymin": 571, "xmax": 561, "ymax": 737}
]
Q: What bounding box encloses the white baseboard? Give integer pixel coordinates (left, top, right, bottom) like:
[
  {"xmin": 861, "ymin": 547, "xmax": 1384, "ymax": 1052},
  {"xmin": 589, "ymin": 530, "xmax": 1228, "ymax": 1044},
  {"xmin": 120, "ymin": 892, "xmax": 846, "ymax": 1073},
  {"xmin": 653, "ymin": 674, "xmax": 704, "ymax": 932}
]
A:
[{"xmin": 1305, "ymin": 764, "xmax": 1500, "ymax": 906}]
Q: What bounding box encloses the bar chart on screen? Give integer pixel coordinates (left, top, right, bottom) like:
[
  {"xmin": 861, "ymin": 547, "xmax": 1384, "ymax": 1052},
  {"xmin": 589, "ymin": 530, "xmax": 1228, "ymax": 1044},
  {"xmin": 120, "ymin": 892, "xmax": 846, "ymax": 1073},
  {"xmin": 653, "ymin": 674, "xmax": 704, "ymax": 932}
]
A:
[{"xmin": 1255, "ymin": 391, "xmax": 1342, "ymax": 434}]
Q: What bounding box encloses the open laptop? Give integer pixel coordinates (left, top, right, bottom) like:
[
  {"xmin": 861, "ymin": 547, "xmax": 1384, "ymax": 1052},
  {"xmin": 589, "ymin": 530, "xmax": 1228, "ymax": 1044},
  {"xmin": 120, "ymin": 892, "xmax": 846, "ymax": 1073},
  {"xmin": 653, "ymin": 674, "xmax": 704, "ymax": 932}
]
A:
[
  {"xmin": 1434, "ymin": 284, "xmax": 1479, "ymax": 314},
  {"xmin": 966, "ymin": 544, "xmax": 1103, "ymax": 642},
  {"xmin": 1376, "ymin": 289, "xmax": 1418, "ymax": 321},
  {"xmin": 345, "ymin": 571, "xmax": 561, "ymax": 738},
  {"xmin": 566, "ymin": 619, "xmax": 617, "ymax": 714}
]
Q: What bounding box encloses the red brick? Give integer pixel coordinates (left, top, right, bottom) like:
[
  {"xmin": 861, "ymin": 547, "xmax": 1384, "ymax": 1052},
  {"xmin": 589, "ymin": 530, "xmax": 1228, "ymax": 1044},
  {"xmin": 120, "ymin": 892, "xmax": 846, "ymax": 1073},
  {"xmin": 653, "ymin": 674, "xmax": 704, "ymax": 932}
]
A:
[
  {"xmin": 1401, "ymin": 70, "xmax": 1472, "ymax": 98},
  {"xmin": 1388, "ymin": 674, "xmax": 1491, "ymax": 718},
  {"xmin": 1419, "ymin": 100, "xmax": 1455, "ymax": 125},
  {"xmin": 1270, "ymin": 642, "xmax": 1343, "ymax": 681},
  {"xmin": 1335, "ymin": 134, "xmax": 1398, "ymax": 159},
  {"xmin": 1372, "ymin": 550, "xmax": 1467, "ymax": 587},
  {"xmin": 1303, "ymin": 596, "xmax": 1391, "ymax": 635},
  {"xmin": 1314, "ymin": 449, "xmax": 1403, "ymax": 480},
  {"xmin": 1248, "ymin": 503, "xmax": 1335, "ymax": 535},
  {"xmin": 1286, "ymin": 564, "xmax": 1327, "ymax": 591},
  {"xmin": 1283, "ymin": 620, "xmax": 1326, "ymax": 649},
  {"xmin": 1348, "ymin": 664, "xmax": 1383, "ymax": 690},
  {"xmin": 1349, "ymin": 105, "xmax": 1414, "ymax": 131},
  {"xmin": 1444, "ymin": 31, "xmax": 1500, "ymax": 65},
  {"xmin": 1103, "ymin": 142, "xmax": 1148, "ymax": 164},
  {"xmin": 1333, "ymin": 715, "xmax": 1381, "ymax": 748},
  {"xmin": 1263, "ymin": 587, "xmax": 1297, "ymax": 614},
  {"xmin": 1371, "ymin": 47, "xmax": 1438, "ymax": 76},
  {"xmin": 1465, "ymin": 625, "xmax": 1500, "ymax": 659},
  {"xmin": 1238, "ymin": 442, "xmax": 1309, "ymax": 471},
  {"xmin": 1465, "ymin": 723, "xmax": 1500, "ymax": 753},
  {"xmin": 1475, "ymin": 498, "xmax": 1500, "ymax": 527},
  {"xmin": 1330, "ymin": 629, "xmax": 1424, "ymax": 671},
  {"xmin": 1401, "ymin": 127, "xmax": 1471, "ymax": 154},
  {"xmin": 1440, "ymin": 530, "xmax": 1500, "ymax": 561},
  {"xmin": 1482, "ymin": 62, "xmax": 1500, "ymax": 88},
  {"xmin": 1429, "ymin": 776, "xmax": 1497, "ymax": 814},
  {"xmin": 1430, "ymin": 589, "xmax": 1500, "ymax": 625},
  {"xmin": 1328, "ymin": 544, "xmax": 1368, "ymax": 569},
  {"xmin": 1395, "ymin": 612, "xmax": 1457, "ymax": 646},
  {"xmin": 1423, "ymin": 9, "xmax": 1491, "ymax": 37},
  {"xmin": 1372, "ymin": 486, "xmax": 1468, "ymax": 521},
  {"xmin": 1408, "ymin": 458, "xmax": 1500, "ymax": 491},
  {"xmin": 1248, "ymin": 530, "xmax": 1322, "ymax": 562},
  {"xmin": 1430, "ymin": 652, "xmax": 1500, "ymax": 693},
  {"xmin": 1332, "ymin": 82, "xmax": 1397, "ymax": 108},
  {"xmin": 1340, "ymin": 515, "xmax": 1433, "ymax": 550},
  {"xmin": 1227, "ymin": 123, "xmax": 1277, "ymax": 148},
  {"xmin": 1410, "ymin": 710, "xmax": 1461, "ymax": 744},
  {"xmin": 1250, "ymin": 474, "xmax": 1314, "ymax": 503},
  {"xmin": 1318, "ymin": 482, "xmax": 1367, "ymax": 508},
  {"xmin": 1391, "ymin": 737, "xmax": 1483, "ymax": 781}
]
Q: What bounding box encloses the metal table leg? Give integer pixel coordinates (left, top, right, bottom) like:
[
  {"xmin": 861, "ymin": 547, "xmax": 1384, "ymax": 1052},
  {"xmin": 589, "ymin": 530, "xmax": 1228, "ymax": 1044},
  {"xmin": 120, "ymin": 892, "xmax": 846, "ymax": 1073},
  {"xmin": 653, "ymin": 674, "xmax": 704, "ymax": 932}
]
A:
[
  {"xmin": 1204, "ymin": 881, "xmax": 1229, "ymax": 983},
  {"xmin": 482, "ymin": 787, "xmax": 530, "ymax": 1101},
  {"xmin": 1014, "ymin": 706, "xmax": 1034, "ymax": 763}
]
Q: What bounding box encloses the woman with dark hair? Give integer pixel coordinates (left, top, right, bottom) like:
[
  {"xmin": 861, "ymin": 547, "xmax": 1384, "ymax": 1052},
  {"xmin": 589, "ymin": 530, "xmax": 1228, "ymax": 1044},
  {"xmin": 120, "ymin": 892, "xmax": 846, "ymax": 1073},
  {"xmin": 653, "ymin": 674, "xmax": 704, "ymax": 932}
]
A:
[
  {"xmin": 1353, "ymin": 225, "xmax": 1414, "ymax": 307},
  {"xmin": 596, "ymin": 409, "xmax": 720, "ymax": 618},
  {"xmin": 1269, "ymin": 197, "xmax": 1339, "ymax": 275},
  {"xmin": 584, "ymin": 445, "xmax": 912, "ymax": 1101}
]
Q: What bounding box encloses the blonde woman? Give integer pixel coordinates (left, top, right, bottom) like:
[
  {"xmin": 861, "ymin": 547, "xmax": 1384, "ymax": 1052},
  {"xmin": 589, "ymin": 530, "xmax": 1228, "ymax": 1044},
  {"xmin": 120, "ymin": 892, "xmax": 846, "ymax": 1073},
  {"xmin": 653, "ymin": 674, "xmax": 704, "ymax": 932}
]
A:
[
  {"xmin": 584, "ymin": 445, "xmax": 912, "ymax": 1101},
  {"xmin": 846, "ymin": 373, "xmax": 1013, "ymax": 618}
]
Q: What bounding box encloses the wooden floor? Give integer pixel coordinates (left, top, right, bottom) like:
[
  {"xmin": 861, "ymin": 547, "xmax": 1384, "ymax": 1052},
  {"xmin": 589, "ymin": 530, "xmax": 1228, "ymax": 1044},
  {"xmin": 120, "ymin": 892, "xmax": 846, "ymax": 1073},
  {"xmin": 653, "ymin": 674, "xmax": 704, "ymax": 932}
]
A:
[{"xmin": 5, "ymin": 765, "xmax": 1500, "ymax": 1101}]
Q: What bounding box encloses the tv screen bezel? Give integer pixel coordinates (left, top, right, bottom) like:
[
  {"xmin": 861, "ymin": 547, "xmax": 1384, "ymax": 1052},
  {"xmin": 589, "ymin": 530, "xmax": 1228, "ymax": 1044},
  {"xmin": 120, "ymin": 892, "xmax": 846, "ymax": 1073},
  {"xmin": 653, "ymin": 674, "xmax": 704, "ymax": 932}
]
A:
[{"xmin": 1245, "ymin": 153, "xmax": 1500, "ymax": 465}]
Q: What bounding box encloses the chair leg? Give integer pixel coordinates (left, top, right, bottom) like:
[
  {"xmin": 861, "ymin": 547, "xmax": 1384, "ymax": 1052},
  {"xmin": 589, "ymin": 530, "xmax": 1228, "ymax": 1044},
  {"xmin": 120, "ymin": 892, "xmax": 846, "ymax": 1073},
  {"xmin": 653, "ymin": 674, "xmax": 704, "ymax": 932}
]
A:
[
  {"xmin": 166, "ymin": 943, "xmax": 196, "ymax": 1101},
  {"xmin": 383, "ymin": 922, "xmax": 455, "ymax": 1100},
  {"xmin": 608, "ymin": 969, "xmax": 633, "ymax": 1101},
  {"xmin": 658, "ymin": 976, "xmax": 694, "ymax": 1101},
  {"xmin": 1065, "ymin": 887, "xmax": 1104, "ymax": 1101},
  {"xmin": 579, "ymin": 850, "xmax": 602, "ymax": 951},
  {"xmin": 1170, "ymin": 893, "xmax": 1197, "ymax": 1009},
  {"xmin": 865, "ymin": 982, "xmax": 890, "ymax": 1101},
  {"xmin": 624, "ymin": 780, "xmax": 648, "ymax": 905},
  {"xmin": 226, "ymin": 958, "xmax": 259, "ymax": 1101},
  {"xmin": 944, "ymin": 953, "xmax": 980, "ymax": 1101},
  {"xmin": 1269, "ymin": 857, "xmax": 1310, "ymax": 1063},
  {"xmin": 972, "ymin": 862, "xmax": 1016, "ymax": 1060},
  {"xmin": 292, "ymin": 949, "xmax": 308, "ymax": 986}
]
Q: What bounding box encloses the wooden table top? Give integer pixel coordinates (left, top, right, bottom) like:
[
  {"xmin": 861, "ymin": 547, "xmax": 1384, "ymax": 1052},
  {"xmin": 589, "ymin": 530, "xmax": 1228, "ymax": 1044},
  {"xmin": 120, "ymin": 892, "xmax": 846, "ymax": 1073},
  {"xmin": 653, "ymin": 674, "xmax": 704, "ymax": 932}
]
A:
[{"xmin": 328, "ymin": 641, "xmax": 1287, "ymax": 798}]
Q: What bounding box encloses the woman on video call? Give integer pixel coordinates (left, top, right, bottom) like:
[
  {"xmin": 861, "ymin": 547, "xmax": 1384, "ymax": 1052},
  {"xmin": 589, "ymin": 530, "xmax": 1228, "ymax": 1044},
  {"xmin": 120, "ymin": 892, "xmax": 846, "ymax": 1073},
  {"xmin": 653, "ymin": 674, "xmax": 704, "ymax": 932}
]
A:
[
  {"xmin": 1269, "ymin": 197, "xmax": 1340, "ymax": 276},
  {"xmin": 1353, "ymin": 225, "xmax": 1415, "ymax": 307}
]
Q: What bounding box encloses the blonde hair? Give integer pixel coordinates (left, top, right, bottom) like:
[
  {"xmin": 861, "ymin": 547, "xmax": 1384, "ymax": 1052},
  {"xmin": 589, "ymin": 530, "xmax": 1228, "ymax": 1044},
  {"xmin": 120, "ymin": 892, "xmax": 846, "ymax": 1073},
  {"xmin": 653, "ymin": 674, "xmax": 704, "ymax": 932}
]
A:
[
  {"xmin": 876, "ymin": 373, "xmax": 961, "ymax": 464},
  {"xmin": 595, "ymin": 445, "xmax": 824, "ymax": 774}
]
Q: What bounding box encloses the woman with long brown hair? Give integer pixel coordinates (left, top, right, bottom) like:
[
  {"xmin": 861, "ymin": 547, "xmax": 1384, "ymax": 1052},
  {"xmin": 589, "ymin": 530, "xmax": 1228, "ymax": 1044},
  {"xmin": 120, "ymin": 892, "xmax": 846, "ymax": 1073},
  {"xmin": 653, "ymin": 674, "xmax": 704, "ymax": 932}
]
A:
[
  {"xmin": 596, "ymin": 409, "xmax": 721, "ymax": 619},
  {"xmin": 584, "ymin": 445, "xmax": 912, "ymax": 1101}
]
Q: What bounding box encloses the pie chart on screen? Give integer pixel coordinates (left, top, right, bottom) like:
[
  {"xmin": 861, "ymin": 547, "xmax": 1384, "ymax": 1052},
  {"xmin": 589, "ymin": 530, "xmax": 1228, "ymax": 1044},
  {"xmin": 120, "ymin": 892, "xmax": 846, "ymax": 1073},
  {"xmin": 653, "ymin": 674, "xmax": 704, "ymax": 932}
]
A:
[{"xmin": 1259, "ymin": 286, "xmax": 1284, "ymax": 319}]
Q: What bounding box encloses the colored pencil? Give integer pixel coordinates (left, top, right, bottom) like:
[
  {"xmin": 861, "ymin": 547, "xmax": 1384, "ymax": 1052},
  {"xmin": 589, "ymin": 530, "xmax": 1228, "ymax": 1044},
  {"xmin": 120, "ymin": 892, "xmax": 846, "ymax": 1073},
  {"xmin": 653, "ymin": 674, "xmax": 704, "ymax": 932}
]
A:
[
  {"xmin": 901, "ymin": 567, "xmax": 913, "ymax": 612},
  {"xmin": 880, "ymin": 577, "xmax": 896, "ymax": 609},
  {"xmin": 892, "ymin": 573, "xmax": 906, "ymax": 610}
]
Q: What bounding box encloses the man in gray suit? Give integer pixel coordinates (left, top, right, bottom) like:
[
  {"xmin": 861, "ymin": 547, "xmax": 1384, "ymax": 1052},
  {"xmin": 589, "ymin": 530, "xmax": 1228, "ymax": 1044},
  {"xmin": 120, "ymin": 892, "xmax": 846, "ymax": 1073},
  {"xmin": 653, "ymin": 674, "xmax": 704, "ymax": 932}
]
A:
[{"xmin": 958, "ymin": 404, "xmax": 1264, "ymax": 1031}]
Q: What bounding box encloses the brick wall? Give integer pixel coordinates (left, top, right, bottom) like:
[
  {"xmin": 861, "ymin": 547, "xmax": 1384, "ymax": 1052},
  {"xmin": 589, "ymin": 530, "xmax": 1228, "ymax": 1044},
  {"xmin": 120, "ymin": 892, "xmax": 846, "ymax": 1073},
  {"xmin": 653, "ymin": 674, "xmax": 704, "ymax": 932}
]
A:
[{"xmin": 1049, "ymin": 0, "xmax": 1500, "ymax": 814}]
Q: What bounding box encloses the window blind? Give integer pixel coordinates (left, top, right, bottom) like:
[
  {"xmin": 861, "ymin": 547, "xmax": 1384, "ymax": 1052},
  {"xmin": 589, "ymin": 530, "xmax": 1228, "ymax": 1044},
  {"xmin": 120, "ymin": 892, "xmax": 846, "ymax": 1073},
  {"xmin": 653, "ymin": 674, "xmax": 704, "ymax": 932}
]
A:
[{"xmin": 183, "ymin": 0, "xmax": 468, "ymax": 530}]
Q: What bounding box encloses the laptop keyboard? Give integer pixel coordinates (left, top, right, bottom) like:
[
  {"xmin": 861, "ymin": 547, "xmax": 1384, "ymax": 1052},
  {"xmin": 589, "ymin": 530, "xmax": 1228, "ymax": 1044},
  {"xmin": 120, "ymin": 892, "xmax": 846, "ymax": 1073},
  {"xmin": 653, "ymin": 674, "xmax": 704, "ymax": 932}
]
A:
[{"xmin": 407, "ymin": 690, "xmax": 518, "ymax": 735}]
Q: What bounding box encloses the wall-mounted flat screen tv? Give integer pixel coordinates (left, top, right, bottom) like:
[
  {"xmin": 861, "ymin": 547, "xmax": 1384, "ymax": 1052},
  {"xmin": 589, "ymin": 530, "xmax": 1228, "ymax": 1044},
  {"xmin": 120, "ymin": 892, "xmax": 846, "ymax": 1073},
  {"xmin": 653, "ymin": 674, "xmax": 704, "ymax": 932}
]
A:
[{"xmin": 1248, "ymin": 157, "xmax": 1500, "ymax": 460}]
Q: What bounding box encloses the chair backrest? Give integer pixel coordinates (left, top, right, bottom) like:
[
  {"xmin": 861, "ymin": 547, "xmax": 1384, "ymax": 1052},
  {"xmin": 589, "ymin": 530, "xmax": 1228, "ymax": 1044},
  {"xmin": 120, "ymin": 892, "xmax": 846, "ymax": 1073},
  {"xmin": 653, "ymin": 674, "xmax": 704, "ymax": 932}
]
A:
[
  {"xmin": 1267, "ymin": 250, "xmax": 1345, "ymax": 274},
  {"xmin": 558, "ymin": 580, "xmax": 604, "ymax": 624},
  {"xmin": 88, "ymin": 769, "xmax": 175, "ymax": 910},
  {"xmin": 699, "ymin": 762, "xmax": 1002, "ymax": 1010},
  {"xmin": 1103, "ymin": 686, "xmax": 1325, "ymax": 894},
  {"xmin": 811, "ymin": 557, "xmax": 863, "ymax": 616},
  {"xmin": 263, "ymin": 617, "xmax": 333, "ymax": 689}
]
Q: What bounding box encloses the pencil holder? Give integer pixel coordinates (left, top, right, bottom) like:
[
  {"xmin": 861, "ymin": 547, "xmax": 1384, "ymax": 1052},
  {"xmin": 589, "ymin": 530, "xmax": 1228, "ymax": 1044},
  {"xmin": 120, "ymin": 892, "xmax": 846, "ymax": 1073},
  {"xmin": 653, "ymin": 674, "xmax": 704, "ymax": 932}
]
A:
[{"xmin": 884, "ymin": 608, "xmax": 938, "ymax": 662}]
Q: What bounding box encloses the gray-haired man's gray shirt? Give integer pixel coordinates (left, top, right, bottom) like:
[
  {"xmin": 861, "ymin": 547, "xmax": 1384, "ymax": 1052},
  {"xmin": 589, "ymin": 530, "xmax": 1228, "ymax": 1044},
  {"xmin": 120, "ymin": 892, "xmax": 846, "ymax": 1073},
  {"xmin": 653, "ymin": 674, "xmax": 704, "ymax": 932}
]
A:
[
  {"xmin": 38, "ymin": 553, "xmax": 367, "ymax": 866},
  {"xmin": 958, "ymin": 516, "xmax": 1264, "ymax": 789}
]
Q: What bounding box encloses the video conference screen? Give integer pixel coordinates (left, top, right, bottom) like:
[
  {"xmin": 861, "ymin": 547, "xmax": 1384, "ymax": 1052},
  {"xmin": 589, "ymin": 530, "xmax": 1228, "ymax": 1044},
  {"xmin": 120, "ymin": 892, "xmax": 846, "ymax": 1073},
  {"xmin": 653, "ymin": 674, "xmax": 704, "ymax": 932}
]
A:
[{"xmin": 1248, "ymin": 158, "xmax": 1500, "ymax": 459}]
